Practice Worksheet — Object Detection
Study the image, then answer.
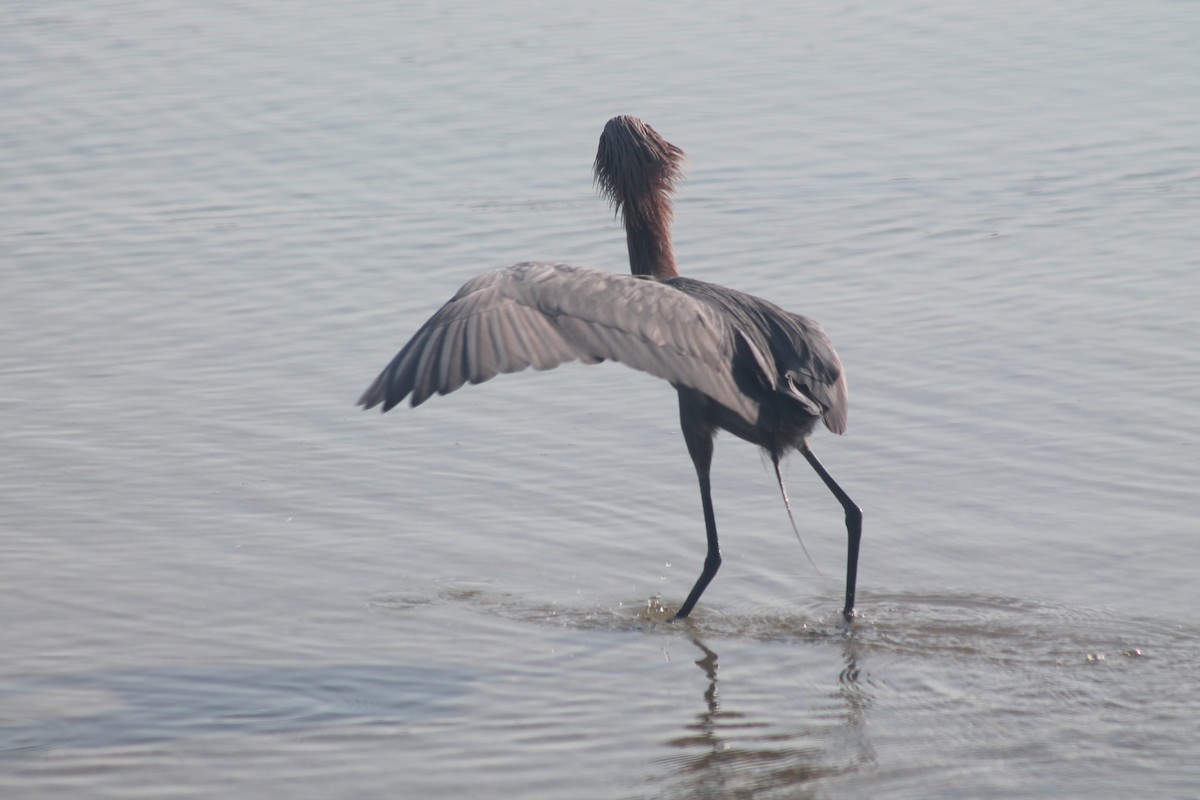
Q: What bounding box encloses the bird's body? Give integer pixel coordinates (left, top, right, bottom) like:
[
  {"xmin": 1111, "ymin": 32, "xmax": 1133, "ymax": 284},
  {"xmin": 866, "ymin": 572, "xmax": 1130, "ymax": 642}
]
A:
[{"xmin": 361, "ymin": 116, "xmax": 862, "ymax": 620}]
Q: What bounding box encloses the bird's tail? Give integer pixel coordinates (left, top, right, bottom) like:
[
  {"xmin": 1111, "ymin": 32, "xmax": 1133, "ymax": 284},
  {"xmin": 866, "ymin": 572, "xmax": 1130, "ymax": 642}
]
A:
[
  {"xmin": 773, "ymin": 454, "xmax": 824, "ymax": 576},
  {"xmin": 593, "ymin": 115, "xmax": 683, "ymax": 278}
]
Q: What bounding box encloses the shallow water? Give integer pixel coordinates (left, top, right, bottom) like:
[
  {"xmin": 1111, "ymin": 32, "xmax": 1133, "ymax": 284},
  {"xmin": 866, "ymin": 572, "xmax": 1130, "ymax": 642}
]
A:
[{"xmin": 3, "ymin": 1, "xmax": 1199, "ymax": 797}]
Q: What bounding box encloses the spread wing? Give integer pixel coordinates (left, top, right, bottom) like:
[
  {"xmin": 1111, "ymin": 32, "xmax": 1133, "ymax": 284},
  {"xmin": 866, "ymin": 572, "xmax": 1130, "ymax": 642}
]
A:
[{"xmin": 358, "ymin": 262, "xmax": 758, "ymax": 420}]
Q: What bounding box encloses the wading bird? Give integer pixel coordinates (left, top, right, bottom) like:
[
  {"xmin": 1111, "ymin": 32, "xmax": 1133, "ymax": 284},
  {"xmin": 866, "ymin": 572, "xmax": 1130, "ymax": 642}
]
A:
[{"xmin": 359, "ymin": 116, "xmax": 862, "ymax": 620}]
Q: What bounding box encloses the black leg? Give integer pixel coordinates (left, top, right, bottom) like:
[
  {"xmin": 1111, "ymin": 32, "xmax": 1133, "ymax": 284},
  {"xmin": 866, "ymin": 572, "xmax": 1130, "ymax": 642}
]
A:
[
  {"xmin": 801, "ymin": 446, "xmax": 862, "ymax": 620},
  {"xmin": 674, "ymin": 396, "xmax": 720, "ymax": 620}
]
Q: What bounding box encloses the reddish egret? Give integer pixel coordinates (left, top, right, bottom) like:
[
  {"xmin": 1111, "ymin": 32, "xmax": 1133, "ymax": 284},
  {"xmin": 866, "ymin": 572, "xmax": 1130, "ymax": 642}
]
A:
[{"xmin": 360, "ymin": 116, "xmax": 862, "ymax": 620}]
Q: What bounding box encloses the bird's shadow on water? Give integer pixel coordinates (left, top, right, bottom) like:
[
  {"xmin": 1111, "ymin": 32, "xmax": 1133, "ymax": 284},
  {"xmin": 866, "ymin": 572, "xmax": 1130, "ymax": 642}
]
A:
[{"xmin": 0, "ymin": 664, "xmax": 468, "ymax": 758}]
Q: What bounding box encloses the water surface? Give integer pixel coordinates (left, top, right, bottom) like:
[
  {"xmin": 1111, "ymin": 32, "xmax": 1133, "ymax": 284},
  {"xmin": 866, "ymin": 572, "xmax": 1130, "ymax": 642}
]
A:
[{"xmin": 2, "ymin": 1, "xmax": 1198, "ymax": 797}]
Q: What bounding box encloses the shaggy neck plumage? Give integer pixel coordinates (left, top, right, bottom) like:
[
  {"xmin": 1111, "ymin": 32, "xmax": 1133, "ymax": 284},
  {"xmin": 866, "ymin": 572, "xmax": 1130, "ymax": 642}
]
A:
[{"xmin": 594, "ymin": 115, "xmax": 684, "ymax": 280}]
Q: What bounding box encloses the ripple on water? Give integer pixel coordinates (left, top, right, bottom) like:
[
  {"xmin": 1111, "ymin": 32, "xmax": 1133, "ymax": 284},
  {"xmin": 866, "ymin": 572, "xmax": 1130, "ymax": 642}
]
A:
[
  {"xmin": 0, "ymin": 664, "xmax": 468, "ymax": 756},
  {"xmin": 376, "ymin": 577, "xmax": 1197, "ymax": 666}
]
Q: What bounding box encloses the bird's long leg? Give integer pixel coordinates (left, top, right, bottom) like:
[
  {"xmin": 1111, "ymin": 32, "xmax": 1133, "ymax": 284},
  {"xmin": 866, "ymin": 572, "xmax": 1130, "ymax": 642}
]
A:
[
  {"xmin": 674, "ymin": 395, "xmax": 721, "ymax": 620},
  {"xmin": 801, "ymin": 446, "xmax": 862, "ymax": 620}
]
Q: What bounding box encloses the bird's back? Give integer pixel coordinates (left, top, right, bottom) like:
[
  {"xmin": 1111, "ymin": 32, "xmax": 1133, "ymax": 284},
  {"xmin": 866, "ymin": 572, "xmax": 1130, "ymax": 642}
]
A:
[{"xmin": 665, "ymin": 276, "xmax": 848, "ymax": 452}]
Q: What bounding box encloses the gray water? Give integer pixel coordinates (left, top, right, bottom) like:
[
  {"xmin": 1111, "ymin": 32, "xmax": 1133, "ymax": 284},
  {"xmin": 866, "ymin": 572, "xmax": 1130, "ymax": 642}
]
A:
[{"xmin": 3, "ymin": 1, "xmax": 1199, "ymax": 797}]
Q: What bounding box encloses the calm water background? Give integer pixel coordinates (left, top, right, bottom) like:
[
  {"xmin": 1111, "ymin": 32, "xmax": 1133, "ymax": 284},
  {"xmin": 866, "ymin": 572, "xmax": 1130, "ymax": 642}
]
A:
[{"xmin": 3, "ymin": 2, "xmax": 1198, "ymax": 797}]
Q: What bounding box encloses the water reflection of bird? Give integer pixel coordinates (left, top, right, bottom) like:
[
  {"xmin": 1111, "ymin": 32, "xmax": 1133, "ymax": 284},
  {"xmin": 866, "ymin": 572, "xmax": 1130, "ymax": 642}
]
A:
[
  {"xmin": 658, "ymin": 633, "xmax": 875, "ymax": 795},
  {"xmin": 359, "ymin": 115, "xmax": 862, "ymax": 619}
]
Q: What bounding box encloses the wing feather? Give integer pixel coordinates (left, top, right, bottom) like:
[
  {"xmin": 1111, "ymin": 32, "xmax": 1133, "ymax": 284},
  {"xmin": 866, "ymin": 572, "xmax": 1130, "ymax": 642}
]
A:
[
  {"xmin": 410, "ymin": 323, "xmax": 449, "ymax": 407},
  {"xmin": 460, "ymin": 314, "xmax": 483, "ymax": 384},
  {"xmin": 488, "ymin": 311, "xmax": 528, "ymax": 375},
  {"xmin": 436, "ymin": 318, "xmax": 467, "ymax": 395}
]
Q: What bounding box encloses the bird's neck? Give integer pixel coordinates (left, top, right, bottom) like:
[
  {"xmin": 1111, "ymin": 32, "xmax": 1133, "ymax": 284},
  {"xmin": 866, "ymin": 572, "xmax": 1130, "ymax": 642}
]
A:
[{"xmin": 625, "ymin": 217, "xmax": 679, "ymax": 279}]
